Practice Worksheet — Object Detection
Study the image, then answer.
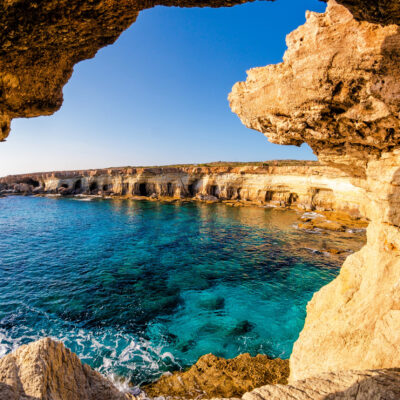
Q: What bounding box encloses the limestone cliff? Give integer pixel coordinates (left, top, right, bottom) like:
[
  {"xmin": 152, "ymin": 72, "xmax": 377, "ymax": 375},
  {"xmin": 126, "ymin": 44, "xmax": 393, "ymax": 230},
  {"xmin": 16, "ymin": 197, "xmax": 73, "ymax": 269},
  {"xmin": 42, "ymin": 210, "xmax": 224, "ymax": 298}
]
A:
[
  {"xmin": 0, "ymin": 162, "xmax": 365, "ymax": 216},
  {"xmin": 229, "ymin": 0, "xmax": 400, "ymax": 383}
]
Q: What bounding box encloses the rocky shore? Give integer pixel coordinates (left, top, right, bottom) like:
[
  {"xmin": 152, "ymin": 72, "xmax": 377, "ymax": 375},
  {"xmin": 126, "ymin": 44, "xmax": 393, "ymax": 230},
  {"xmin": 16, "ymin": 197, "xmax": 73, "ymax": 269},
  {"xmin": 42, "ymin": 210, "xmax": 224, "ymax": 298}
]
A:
[
  {"xmin": 0, "ymin": 161, "xmax": 366, "ymax": 217},
  {"xmin": 1, "ymin": 0, "xmax": 399, "ymax": 397},
  {"xmin": 2, "ymin": 338, "xmax": 400, "ymax": 400}
]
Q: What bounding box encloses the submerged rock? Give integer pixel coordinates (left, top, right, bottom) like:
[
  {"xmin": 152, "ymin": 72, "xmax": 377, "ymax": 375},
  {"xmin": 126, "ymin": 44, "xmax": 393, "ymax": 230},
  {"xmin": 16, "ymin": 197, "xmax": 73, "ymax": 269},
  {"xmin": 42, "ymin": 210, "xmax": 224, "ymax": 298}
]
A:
[{"xmin": 142, "ymin": 353, "xmax": 289, "ymax": 399}]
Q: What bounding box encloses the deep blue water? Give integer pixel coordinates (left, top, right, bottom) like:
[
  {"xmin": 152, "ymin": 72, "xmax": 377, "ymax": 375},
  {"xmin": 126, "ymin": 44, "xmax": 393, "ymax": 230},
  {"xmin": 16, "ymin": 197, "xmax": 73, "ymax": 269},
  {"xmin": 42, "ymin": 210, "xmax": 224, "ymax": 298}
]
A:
[{"xmin": 0, "ymin": 196, "xmax": 365, "ymax": 386}]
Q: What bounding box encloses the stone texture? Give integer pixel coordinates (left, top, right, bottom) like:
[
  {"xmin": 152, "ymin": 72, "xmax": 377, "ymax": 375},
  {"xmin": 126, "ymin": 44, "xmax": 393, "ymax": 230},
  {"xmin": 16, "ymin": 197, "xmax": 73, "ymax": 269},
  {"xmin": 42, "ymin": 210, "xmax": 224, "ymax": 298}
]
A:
[
  {"xmin": 229, "ymin": 0, "xmax": 400, "ymax": 384},
  {"xmin": 0, "ymin": 0, "xmax": 258, "ymax": 141},
  {"xmin": 333, "ymin": 0, "xmax": 400, "ymax": 25},
  {"xmin": 0, "ymin": 0, "xmax": 398, "ymax": 141},
  {"xmin": 0, "ymin": 162, "xmax": 366, "ymax": 216},
  {"xmin": 242, "ymin": 368, "xmax": 400, "ymax": 400},
  {"xmin": 142, "ymin": 353, "xmax": 289, "ymax": 399},
  {"xmin": 289, "ymin": 151, "xmax": 400, "ymax": 381},
  {"xmin": 0, "ymin": 337, "xmax": 131, "ymax": 400},
  {"xmin": 229, "ymin": 0, "xmax": 400, "ymax": 178}
]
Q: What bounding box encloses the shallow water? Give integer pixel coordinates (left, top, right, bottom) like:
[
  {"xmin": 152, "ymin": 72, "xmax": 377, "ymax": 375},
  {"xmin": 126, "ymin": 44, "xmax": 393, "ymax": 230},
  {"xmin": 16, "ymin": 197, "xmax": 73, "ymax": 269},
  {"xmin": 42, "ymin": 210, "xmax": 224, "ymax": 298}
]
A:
[{"xmin": 0, "ymin": 196, "xmax": 365, "ymax": 386}]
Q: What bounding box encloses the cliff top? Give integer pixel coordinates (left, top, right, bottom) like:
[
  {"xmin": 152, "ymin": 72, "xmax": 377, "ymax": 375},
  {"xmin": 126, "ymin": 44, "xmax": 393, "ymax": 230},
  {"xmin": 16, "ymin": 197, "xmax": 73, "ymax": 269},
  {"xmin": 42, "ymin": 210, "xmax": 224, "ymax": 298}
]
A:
[{"xmin": 0, "ymin": 160, "xmax": 320, "ymax": 181}]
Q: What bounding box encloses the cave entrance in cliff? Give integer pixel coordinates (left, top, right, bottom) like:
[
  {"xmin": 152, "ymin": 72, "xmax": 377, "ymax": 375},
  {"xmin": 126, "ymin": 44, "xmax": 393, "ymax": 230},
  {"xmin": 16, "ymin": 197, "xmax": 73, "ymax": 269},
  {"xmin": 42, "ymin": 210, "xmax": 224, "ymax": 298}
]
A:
[
  {"xmin": 209, "ymin": 185, "xmax": 218, "ymax": 197},
  {"xmin": 22, "ymin": 178, "xmax": 40, "ymax": 187},
  {"xmin": 167, "ymin": 182, "xmax": 173, "ymax": 196},
  {"xmin": 89, "ymin": 181, "xmax": 98, "ymax": 193},
  {"xmin": 74, "ymin": 179, "xmax": 82, "ymax": 192},
  {"xmin": 188, "ymin": 181, "xmax": 198, "ymax": 197},
  {"xmin": 139, "ymin": 183, "xmax": 147, "ymax": 196}
]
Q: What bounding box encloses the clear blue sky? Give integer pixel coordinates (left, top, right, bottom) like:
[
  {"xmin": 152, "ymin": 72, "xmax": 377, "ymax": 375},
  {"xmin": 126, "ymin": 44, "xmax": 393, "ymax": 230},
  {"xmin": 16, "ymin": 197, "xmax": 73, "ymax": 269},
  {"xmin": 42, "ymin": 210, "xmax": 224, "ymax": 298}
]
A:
[{"xmin": 0, "ymin": 0, "xmax": 326, "ymax": 176}]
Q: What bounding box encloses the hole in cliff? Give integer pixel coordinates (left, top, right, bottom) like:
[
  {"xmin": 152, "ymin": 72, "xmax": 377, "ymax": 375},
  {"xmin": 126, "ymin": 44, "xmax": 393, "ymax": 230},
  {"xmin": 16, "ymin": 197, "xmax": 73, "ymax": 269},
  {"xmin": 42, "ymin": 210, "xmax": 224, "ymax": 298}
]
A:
[
  {"xmin": 74, "ymin": 179, "xmax": 82, "ymax": 191},
  {"xmin": 61, "ymin": 183, "xmax": 69, "ymax": 189},
  {"xmin": 188, "ymin": 181, "xmax": 198, "ymax": 197},
  {"xmin": 209, "ymin": 185, "xmax": 218, "ymax": 197},
  {"xmin": 265, "ymin": 191, "xmax": 273, "ymax": 201},
  {"xmin": 226, "ymin": 187, "xmax": 235, "ymax": 199},
  {"xmin": 167, "ymin": 182, "xmax": 173, "ymax": 196},
  {"xmin": 89, "ymin": 181, "xmax": 98, "ymax": 193},
  {"xmin": 21, "ymin": 178, "xmax": 40, "ymax": 187},
  {"xmin": 139, "ymin": 183, "xmax": 147, "ymax": 196},
  {"xmin": 288, "ymin": 193, "xmax": 298, "ymax": 205},
  {"xmin": 103, "ymin": 184, "xmax": 110, "ymax": 191}
]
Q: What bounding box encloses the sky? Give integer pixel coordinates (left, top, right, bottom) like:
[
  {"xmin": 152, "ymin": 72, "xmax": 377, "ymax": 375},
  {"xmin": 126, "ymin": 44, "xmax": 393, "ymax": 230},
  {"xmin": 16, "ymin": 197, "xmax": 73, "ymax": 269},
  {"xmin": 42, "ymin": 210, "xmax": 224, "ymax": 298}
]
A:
[{"xmin": 0, "ymin": 0, "xmax": 326, "ymax": 176}]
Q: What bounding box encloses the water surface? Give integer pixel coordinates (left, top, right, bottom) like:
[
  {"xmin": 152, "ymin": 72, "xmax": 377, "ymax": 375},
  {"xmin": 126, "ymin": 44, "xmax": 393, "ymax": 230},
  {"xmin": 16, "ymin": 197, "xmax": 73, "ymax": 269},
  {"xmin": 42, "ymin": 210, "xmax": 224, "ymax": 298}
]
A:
[{"xmin": 0, "ymin": 196, "xmax": 365, "ymax": 385}]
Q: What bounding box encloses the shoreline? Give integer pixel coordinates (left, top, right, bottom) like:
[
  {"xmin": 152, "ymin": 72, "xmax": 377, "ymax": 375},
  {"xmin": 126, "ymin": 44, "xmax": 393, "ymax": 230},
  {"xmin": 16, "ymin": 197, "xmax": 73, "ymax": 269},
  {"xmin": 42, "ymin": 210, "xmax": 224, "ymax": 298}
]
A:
[{"xmin": 2, "ymin": 191, "xmax": 369, "ymax": 233}]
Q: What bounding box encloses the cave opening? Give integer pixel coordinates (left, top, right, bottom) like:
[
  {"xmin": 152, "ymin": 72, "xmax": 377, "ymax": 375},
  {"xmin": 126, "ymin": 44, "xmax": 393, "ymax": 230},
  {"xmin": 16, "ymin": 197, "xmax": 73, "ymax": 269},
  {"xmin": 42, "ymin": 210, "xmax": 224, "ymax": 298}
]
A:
[
  {"xmin": 209, "ymin": 185, "xmax": 218, "ymax": 197},
  {"xmin": 167, "ymin": 182, "xmax": 173, "ymax": 196},
  {"xmin": 74, "ymin": 179, "xmax": 82, "ymax": 192},
  {"xmin": 22, "ymin": 178, "xmax": 40, "ymax": 187},
  {"xmin": 188, "ymin": 181, "xmax": 198, "ymax": 197},
  {"xmin": 89, "ymin": 181, "xmax": 98, "ymax": 193},
  {"xmin": 60, "ymin": 183, "xmax": 69, "ymax": 189},
  {"xmin": 139, "ymin": 183, "xmax": 147, "ymax": 196}
]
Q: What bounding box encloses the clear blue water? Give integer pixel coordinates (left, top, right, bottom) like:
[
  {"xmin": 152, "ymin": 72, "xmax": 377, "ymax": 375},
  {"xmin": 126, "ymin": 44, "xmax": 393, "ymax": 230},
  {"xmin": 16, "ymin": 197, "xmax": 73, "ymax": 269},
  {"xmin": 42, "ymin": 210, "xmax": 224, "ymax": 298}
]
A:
[{"xmin": 0, "ymin": 196, "xmax": 365, "ymax": 386}]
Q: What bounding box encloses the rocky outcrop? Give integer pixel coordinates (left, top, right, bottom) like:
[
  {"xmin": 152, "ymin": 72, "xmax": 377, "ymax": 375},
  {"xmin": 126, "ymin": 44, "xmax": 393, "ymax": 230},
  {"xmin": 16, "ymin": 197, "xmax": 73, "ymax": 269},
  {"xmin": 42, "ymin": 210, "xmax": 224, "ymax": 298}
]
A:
[
  {"xmin": 142, "ymin": 353, "xmax": 289, "ymax": 399},
  {"xmin": 0, "ymin": 162, "xmax": 366, "ymax": 216},
  {"xmin": 0, "ymin": 0, "xmax": 398, "ymax": 141},
  {"xmin": 0, "ymin": 0, "xmax": 257, "ymax": 141},
  {"xmin": 0, "ymin": 337, "xmax": 131, "ymax": 400},
  {"xmin": 2, "ymin": 338, "xmax": 400, "ymax": 400},
  {"xmin": 242, "ymin": 368, "xmax": 400, "ymax": 400},
  {"xmin": 229, "ymin": 0, "xmax": 400, "ymax": 179},
  {"xmin": 333, "ymin": 0, "xmax": 400, "ymax": 25},
  {"xmin": 230, "ymin": 0, "xmax": 400, "ymax": 383}
]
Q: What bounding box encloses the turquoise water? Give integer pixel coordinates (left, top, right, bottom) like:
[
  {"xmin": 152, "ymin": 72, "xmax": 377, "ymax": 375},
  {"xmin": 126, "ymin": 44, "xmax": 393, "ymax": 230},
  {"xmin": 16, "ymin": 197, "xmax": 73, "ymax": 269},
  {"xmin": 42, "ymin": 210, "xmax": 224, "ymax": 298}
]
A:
[{"xmin": 0, "ymin": 196, "xmax": 365, "ymax": 386}]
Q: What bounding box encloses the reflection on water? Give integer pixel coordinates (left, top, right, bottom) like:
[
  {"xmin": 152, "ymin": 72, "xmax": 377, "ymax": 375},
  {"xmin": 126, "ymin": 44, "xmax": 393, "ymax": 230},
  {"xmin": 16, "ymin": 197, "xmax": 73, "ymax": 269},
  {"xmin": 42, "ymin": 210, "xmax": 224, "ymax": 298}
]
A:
[{"xmin": 0, "ymin": 196, "xmax": 365, "ymax": 385}]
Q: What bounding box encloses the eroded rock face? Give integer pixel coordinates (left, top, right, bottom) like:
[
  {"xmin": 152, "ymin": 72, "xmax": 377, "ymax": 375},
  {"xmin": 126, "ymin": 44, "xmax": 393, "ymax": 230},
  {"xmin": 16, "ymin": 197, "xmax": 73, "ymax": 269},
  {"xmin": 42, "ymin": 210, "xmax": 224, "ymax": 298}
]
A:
[
  {"xmin": 0, "ymin": 0, "xmax": 256, "ymax": 141},
  {"xmin": 0, "ymin": 162, "xmax": 366, "ymax": 215},
  {"xmin": 0, "ymin": 337, "xmax": 130, "ymax": 400},
  {"xmin": 229, "ymin": 0, "xmax": 400, "ymax": 178},
  {"xmin": 243, "ymin": 368, "xmax": 400, "ymax": 400},
  {"xmin": 230, "ymin": 0, "xmax": 400, "ymax": 383},
  {"xmin": 142, "ymin": 353, "xmax": 289, "ymax": 399},
  {"xmin": 0, "ymin": 0, "xmax": 399, "ymax": 141},
  {"xmin": 333, "ymin": 0, "xmax": 400, "ymax": 25}
]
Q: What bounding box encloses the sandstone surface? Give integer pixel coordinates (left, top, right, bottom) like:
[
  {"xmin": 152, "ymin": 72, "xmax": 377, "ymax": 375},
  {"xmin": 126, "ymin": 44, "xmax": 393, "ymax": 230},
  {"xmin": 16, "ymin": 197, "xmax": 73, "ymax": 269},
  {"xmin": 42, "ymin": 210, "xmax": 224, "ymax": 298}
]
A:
[
  {"xmin": 2, "ymin": 338, "xmax": 400, "ymax": 400},
  {"xmin": 0, "ymin": 337, "xmax": 131, "ymax": 400},
  {"xmin": 0, "ymin": 0, "xmax": 257, "ymax": 142},
  {"xmin": 143, "ymin": 353, "xmax": 289, "ymax": 399},
  {"xmin": 242, "ymin": 368, "xmax": 400, "ymax": 400},
  {"xmin": 229, "ymin": 0, "xmax": 400, "ymax": 383},
  {"xmin": 229, "ymin": 1, "xmax": 400, "ymax": 178},
  {"xmin": 0, "ymin": 0, "xmax": 398, "ymax": 141}
]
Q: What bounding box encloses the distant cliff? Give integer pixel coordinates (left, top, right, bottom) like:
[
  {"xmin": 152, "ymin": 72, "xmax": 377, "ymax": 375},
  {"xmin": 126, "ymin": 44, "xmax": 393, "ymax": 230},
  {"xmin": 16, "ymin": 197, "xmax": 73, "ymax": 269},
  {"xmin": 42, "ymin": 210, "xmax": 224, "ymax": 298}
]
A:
[{"xmin": 0, "ymin": 161, "xmax": 365, "ymax": 216}]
